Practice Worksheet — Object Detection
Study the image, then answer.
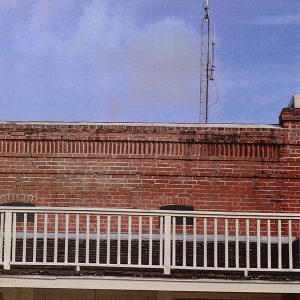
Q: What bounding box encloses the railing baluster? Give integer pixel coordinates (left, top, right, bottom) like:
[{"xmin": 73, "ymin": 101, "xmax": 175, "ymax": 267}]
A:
[
  {"xmin": 86, "ymin": 214, "xmax": 90, "ymax": 264},
  {"xmin": 4, "ymin": 211, "xmax": 12, "ymax": 270},
  {"xmin": 164, "ymin": 215, "xmax": 171, "ymax": 274},
  {"xmin": 172, "ymin": 216, "xmax": 176, "ymax": 267},
  {"xmin": 64, "ymin": 214, "xmax": 69, "ymax": 264},
  {"xmin": 235, "ymin": 219, "xmax": 239, "ymax": 269},
  {"xmin": 183, "ymin": 217, "xmax": 186, "ymax": 267},
  {"xmin": 246, "ymin": 219, "xmax": 250, "ymax": 273},
  {"xmin": 159, "ymin": 216, "xmax": 163, "ymax": 267},
  {"xmin": 107, "ymin": 215, "xmax": 111, "ymax": 265},
  {"xmin": 33, "ymin": 213, "xmax": 37, "ymax": 263},
  {"xmin": 149, "ymin": 216, "xmax": 153, "ymax": 266},
  {"xmin": 22, "ymin": 213, "xmax": 27, "ymax": 263},
  {"xmin": 75, "ymin": 214, "xmax": 80, "ymax": 269},
  {"xmin": 193, "ymin": 217, "xmax": 197, "ymax": 268},
  {"xmin": 117, "ymin": 216, "xmax": 121, "ymax": 265},
  {"xmin": 96, "ymin": 215, "xmax": 100, "ymax": 265},
  {"xmin": 278, "ymin": 219, "xmax": 282, "ymax": 270},
  {"xmin": 214, "ymin": 218, "xmax": 218, "ymax": 268},
  {"xmin": 128, "ymin": 216, "xmax": 132, "ymax": 265},
  {"xmin": 257, "ymin": 219, "xmax": 261, "ymax": 269},
  {"xmin": 43, "ymin": 214, "xmax": 48, "ymax": 263},
  {"xmin": 54, "ymin": 214, "xmax": 58, "ymax": 264},
  {"xmin": 0, "ymin": 213, "xmax": 4, "ymax": 264},
  {"xmin": 11, "ymin": 213, "xmax": 16, "ymax": 264},
  {"xmin": 138, "ymin": 216, "xmax": 142, "ymax": 266},
  {"xmin": 225, "ymin": 218, "xmax": 229, "ymax": 269},
  {"xmin": 203, "ymin": 218, "xmax": 207, "ymax": 268},
  {"xmin": 267, "ymin": 219, "xmax": 271, "ymax": 270},
  {"xmin": 288, "ymin": 219, "xmax": 293, "ymax": 270}
]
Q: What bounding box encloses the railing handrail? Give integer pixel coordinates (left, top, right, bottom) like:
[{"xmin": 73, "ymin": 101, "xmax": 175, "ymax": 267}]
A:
[{"xmin": 0, "ymin": 206, "xmax": 300, "ymax": 219}]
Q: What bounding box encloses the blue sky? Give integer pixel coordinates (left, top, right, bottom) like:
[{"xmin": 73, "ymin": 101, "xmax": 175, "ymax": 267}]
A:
[{"xmin": 0, "ymin": 0, "xmax": 299, "ymax": 124}]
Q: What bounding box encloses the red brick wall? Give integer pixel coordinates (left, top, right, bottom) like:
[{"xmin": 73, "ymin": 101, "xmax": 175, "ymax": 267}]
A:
[{"xmin": 0, "ymin": 107, "xmax": 299, "ymax": 213}]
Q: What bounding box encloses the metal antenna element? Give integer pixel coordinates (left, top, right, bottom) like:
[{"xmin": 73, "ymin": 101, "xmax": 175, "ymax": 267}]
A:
[{"xmin": 199, "ymin": 0, "xmax": 216, "ymax": 123}]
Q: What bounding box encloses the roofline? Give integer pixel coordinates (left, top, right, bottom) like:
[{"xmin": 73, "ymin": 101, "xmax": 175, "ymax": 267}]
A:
[
  {"xmin": 0, "ymin": 121, "xmax": 281, "ymax": 129},
  {"xmin": 0, "ymin": 275, "xmax": 299, "ymax": 293}
]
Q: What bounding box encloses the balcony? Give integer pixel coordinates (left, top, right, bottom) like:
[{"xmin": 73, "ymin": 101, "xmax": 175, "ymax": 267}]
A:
[{"xmin": 0, "ymin": 207, "xmax": 300, "ymax": 280}]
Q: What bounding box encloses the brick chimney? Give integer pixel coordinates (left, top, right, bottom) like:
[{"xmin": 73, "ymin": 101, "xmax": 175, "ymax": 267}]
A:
[
  {"xmin": 280, "ymin": 94, "xmax": 300, "ymax": 128},
  {"xmin": 280, "ymin": 94, "xmax": 300, "ymax": 161}
]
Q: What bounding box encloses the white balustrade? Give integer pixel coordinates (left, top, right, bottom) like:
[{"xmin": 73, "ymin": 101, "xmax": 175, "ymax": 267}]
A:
[{"xmin": 0, "ymin": 207, "xmax": 299, "ymax": 276}]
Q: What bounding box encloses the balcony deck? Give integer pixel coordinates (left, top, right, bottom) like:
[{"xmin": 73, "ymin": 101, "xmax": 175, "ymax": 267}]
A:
[{"xmin": 0, "ymin": 207, "xmax": 300, "ymax": 280}]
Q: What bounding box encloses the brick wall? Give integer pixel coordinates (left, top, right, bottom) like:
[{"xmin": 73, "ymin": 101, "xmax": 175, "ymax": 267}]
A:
[{"xmin": 0, "ymin": 107, "xmax": 299, "ymax": 213}]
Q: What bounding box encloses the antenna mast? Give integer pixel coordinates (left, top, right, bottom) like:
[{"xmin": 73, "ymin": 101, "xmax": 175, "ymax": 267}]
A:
[{"xmin": 199, "ymin": 0, "xmax": 215, "ymax": 123}]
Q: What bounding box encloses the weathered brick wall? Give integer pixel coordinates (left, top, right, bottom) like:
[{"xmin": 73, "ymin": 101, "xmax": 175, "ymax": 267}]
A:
[{"xmin": 0, "ymin": 107, "xmax": 299, "ymax": 213}]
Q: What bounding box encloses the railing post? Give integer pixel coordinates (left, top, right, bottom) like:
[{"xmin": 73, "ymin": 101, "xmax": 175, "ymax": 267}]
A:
[
  {"xmin": 4, "ymin": 211, "xmax": 12, "ymax": 270},
  {"xmin": 164, "ymin": 215, "xmax": 171, "ymax": 275}
]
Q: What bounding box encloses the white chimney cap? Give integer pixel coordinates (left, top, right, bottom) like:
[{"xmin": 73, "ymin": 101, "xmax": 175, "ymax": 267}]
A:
[{"xmin": 288, "ymin": 94, "xmax": 300, "ymax": 108}]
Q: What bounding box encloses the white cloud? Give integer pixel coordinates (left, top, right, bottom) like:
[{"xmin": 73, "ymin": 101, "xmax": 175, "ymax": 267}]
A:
[
  {"xmin": 0, "ymin": 0, "xmax": 201, "ymax": 121},
  {"xmin": 248, "ymin": 13, "xmax": 300, "ymax": 26},
  {"xmin": 122, "ymin": 19, "xmax": 200, "ymax": 104},
  {"xmin": 0, "ymin": 0, "xmax": 36, "ymax": 16}
]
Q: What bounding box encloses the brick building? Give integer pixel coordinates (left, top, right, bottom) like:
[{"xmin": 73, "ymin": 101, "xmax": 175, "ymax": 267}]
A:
[{"xmin": 0, "ymin": 95, "xmax": 300, "ymax": 300}]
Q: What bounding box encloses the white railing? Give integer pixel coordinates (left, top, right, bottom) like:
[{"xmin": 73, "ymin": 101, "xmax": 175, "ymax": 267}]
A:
[{"xmin": 0, "ymin": 207, "xmax": 300, "ymax": 276}]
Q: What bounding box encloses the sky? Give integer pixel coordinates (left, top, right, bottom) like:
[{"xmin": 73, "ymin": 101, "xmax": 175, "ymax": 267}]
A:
[{"xmin": 0, "ymin": 0, "xmax": 299, "ymax": 124}]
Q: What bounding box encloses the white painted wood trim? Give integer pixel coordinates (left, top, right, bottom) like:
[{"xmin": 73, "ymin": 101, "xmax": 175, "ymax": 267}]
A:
[
  {"xmin": 1, "ymin": 207, "xmax": 300, "ymax": 219},
  {"xmin": 0, "ymin": 276, "xmax": 300, "ymax": 294}
]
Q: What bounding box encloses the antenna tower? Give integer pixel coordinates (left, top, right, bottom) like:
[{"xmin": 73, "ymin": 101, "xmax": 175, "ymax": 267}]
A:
[{"xmin": 199, "ymin": 0, "xmax": 215, "ymax": 123}]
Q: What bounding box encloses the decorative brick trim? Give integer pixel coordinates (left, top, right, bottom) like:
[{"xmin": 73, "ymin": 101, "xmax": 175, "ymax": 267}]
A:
[
  {"xmin": 0, "ymin": 193, "xmax": 37, "ymax": 205},
  {"xmin": 0, "ymin": 139, "xmax": 281, "ymax": 159}
]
